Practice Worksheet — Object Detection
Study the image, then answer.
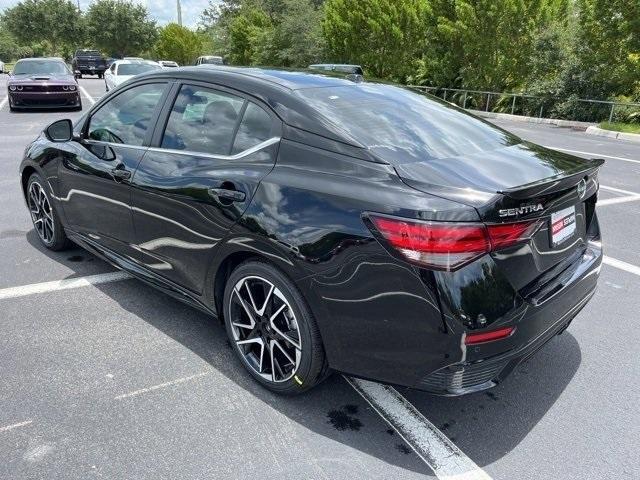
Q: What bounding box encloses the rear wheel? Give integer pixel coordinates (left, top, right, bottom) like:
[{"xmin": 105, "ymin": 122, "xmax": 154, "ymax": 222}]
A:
[
  {"xmin": 223, "ymin": 261, "xmax": 328, "ymax": 394},
  {"xmin": 27, "ymin": 174, "xmax": 70, "ymax": 251}
]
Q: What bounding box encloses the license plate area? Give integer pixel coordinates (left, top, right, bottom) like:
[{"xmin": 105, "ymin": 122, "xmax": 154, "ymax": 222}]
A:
[{"xmin": 550, "ymin": 206, "xmax": 577, "ymax": 247}]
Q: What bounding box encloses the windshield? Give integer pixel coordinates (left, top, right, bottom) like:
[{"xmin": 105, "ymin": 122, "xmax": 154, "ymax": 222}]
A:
[
  {"xmin": 117, "ymin": 63, "xmax": 161, "ymax": 76},
  {"xmin": 201, "ymin": 57, "xmax": 223, "ymax": 65},
  {"xmin": 297, "ymin": 84, "xmax": 518, "ymax": 163},
  {"xmin": 13, "ymin": 60, "xmax": 70, "ymax": 76},
  {"xmin": 77, "ymin": 50, "xmax": 100, "ymax": 56}
]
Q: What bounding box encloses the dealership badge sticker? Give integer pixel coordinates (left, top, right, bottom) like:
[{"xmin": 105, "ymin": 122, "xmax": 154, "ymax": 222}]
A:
[{"xmin": 550, "ymin": 206, "xmax": 576, "ymax": 246}]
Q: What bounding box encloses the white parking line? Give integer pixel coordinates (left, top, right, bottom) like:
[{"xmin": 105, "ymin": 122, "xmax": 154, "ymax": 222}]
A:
[
  {"xmin": 345, "ymin": 377, "xmax": 492, "ymax": 480},
  {"xmin": 603, "ymin": 256, "xmax": 640, "ymax": 277},
  {"xmin": 0, "ymin": 97, "xmax": 7, "ymax": 110},
  {"xmin": 598, "ymin": 195, "xmax": 640, "ymax": 206},
  {"xmin": 600, "ymin": 185, "xmax": 640, "ymax": 195},
  {"xmin": 78, "ymin": 85, "xmax": 96, "ymax": 105},
  {"xmin": 0, "ymin": 420, "xmax": 33, "ymax": 433},
  {"xmin": 114, "ymin": 371, "xmax": 211, "ymax": 399},
  {"xmin": 0, "ymin": 271, "xmax": 130, "ymax": 300},
  {"xmin": 543, "ymin": 146, "xmax": 640, "ymax": 164}
]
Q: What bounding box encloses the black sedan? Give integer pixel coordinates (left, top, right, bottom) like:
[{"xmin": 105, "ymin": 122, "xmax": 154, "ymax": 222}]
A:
[
  {"xmin": 19, "ymin": 67, "xmax": 603, "ymax": 395},
  {"xmin": 8, "ymin": 58, "xmax": 81, "ymax": 111}
]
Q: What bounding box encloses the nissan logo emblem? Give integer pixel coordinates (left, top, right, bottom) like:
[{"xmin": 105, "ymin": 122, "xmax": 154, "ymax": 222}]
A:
[{"xmin": 577, "ymin": 179, "xmax": 587, "ymax": 199}]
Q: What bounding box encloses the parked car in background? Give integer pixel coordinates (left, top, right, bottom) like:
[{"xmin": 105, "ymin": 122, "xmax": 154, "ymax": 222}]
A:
[
  {"xmin": 20, "ymin": 66, "xmax": 603, "ymax": 395},
  {"xmin": 195, "ymin": 55, "xmax": 224, "ymax": 65},
  {"xmin": 308, "ymin": 64, "xmax": 364, "ymax": 75},
  {"xmin": 158, "ymin": 60, "xmax": 179, "ymax": 68},
  {"xmin": 0, "ymin": 60, "xmax": 5, "ymax": 74},
  {"xmin": 72, "ymin": 49, "xmax": 107, "ymax": 79},
  {"xmin": 7, "ymin": 57, "xmax": 80, "ymax": 112},
  {"xmin": 104, "ymin": 60, "xmax": 162, "ymax": 91},
  {"xmin": 123, "ymin": 57, "xmax": 144, "ymax": 61}
]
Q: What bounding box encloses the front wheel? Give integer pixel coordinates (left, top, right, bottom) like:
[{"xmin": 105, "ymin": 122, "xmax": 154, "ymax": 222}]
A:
[
  {"xmin": 223, "ymin": 261, "xmax": 328, "ymax": 394},
  {"xmin": 27, "ymin": 174, "xmax": 71, "ymax": 251}
]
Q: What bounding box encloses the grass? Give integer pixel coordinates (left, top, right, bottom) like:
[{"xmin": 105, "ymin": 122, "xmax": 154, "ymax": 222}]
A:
[{"xmin": 599, "ymin": 122, "xmax": 640, "ymax": 134}]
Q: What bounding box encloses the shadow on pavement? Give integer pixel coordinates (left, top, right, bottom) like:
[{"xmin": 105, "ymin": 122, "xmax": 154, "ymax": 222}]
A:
[
  {"xmin": 402, "ymin": 331, "xmax": 581, "ymax": 467},
  {"xmin": 28, "ymin": 228, "xmax": 581, "ymax": 475}
]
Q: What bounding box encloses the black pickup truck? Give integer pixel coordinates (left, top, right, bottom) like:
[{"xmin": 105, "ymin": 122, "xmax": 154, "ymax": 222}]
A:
[{"xmin": 71, "ymin": 49, "xmax": 107, "ymax": 78}]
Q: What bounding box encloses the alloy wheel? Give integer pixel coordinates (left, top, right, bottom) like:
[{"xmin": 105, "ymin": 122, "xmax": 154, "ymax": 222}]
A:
[
  {"xmin": 228, "ymin": 275, "xmax": 302, "ymax": 383},
  {"xmin": 28, "ymin": 181, "xmax": 54, "ymax": 244}
]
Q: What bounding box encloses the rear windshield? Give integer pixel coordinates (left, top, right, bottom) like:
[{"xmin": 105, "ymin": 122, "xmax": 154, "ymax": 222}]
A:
[
  {"xmin": 77, "ymin": 50, "xmax": 100, "ymax": 56},
  {"xmin": 296, "ymin": 84, "xmax": 517, "ymax": 163},
  {"xmin": 13, "ymin": 60, "xmax": 69, "ymax": 76},
  {"xmin": 118, "ymin": 63, "xmax": 161, "ymax": 75},
  {"xmin": 201, "ymin": 57, "xmax": 223, "ymax": 65}
]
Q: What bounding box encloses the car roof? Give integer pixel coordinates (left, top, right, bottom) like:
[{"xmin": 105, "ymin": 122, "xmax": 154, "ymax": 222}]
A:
[
  {"xmin": 182, "ymin": 65, "xmax": 357, "ymax": 90},
  {"xmin": 17, "ymin": 57, "xmax": 66, "ymax": 63}
]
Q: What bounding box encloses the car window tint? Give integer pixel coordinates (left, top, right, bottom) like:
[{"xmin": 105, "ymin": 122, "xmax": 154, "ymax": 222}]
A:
[
  {"xmin": 161, "ymin": 85, "xmax": 244, "ymax": 155},
  {"xmin": 297, "ymin": 84, "xmax": 519, "ymax": 163},
  {"xmin": 88, "ymin": 83, "xmax": 165, "ymax": 145},
  {"xmin": 231, "ymin": 102, "xmax": 273, "ymax": 154}
]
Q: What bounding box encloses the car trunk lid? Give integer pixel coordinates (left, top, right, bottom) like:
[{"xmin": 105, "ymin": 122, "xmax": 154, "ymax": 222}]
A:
[{"xmin": 391, "ymin": 142, "xmax": 604, "ymax": 291}]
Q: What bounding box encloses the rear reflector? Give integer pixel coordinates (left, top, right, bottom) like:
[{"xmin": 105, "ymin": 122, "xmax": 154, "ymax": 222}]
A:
[
  {"xmin": 465, "ymin": 326, "xmax": 515, "ymax": 345},
  {"xmin": 368, "ymin": 214, "xmax": 541, "ymax": 271}
]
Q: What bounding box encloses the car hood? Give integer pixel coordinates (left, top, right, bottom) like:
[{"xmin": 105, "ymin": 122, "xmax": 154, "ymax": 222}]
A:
[
  {"xmin": 392, "ymin": 141, "xmax": 605, "ymax": 208},
  {"xmin": 9, "ymin": 74, "xmax": 76, "ymax": 85}
]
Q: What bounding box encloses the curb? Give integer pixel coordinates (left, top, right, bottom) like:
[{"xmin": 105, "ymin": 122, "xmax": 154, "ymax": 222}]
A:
[
  {"xmin": 468, "ymin": 110, "xmax": 594, "ymax": 130},
  {"xmin": 585, "ymin": 125, "xmax": 640, "ymax": 144}
]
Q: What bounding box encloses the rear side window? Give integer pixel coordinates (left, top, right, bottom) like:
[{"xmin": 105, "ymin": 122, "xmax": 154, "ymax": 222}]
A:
[
  {"xmin": 231, "ymin": 103, "xmax": 273, "ymax": 154},
  {"xmin": 161, "ymin": 85, "xmax": 244, "ymax": 155},
  {"xmin": 87, "ymin": 83, "xmax": 165, "ymax": 145}
]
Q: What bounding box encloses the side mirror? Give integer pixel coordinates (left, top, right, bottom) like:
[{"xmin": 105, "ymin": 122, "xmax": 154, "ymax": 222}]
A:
[{"xmin": 45, "ymin": 119, "xmax": 73, "ymax": 142}]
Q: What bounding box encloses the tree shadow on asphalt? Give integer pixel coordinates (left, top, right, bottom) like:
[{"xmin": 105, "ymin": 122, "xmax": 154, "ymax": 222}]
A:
[{"xmin": 30, "ymin": 236, "xmax": 581, "ymax": 475}]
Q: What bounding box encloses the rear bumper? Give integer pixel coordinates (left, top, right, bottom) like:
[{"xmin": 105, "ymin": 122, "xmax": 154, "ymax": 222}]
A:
[
  {"xmin": 9, "ymin": 91, "xmax": 81, "ymax": 109},
  {"xmin": 418, "ymin": 238, "xmax": 601, "ymax": 395}
]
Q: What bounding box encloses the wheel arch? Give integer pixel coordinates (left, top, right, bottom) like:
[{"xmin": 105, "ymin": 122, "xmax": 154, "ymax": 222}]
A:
[{"xmin": 20, "ymin": 165, "xmax": 38, "ymax": 201}]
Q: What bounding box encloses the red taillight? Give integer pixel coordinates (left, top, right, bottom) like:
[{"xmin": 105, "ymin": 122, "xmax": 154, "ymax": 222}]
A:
[
  {"xmin": 486, "ymin": 220, "xmax": 542, "ymax": 250},
  {"xmin": 465, "ymin": 326, "xmax": 515, "ymax": 345},
  {"xmin": 368, "ymin": 214, "xmax": 541, "ymax": 271}
]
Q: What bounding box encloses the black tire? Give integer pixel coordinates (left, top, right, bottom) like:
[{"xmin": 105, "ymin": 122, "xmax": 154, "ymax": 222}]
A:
[
  {"xmin": 223, "ymin": 260, "xmax": 329, "ymax": 394},
  {"xmin": 26, "ymin": 173, "xmax": 71, "ymax": 251}
]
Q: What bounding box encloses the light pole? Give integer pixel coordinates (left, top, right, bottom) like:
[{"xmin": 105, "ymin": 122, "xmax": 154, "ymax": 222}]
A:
[{"xmin": 177, "ymin": 0, "xmax": 183, "ymax": 26}]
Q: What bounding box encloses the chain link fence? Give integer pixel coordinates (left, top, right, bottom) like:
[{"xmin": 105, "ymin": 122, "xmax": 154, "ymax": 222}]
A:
[{"xmin": 409, "ymin": 86, "xmax": 640, "ymax": 124}]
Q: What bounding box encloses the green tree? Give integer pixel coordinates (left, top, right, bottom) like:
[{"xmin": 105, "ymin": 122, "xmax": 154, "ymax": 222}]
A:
[
  {"xmin": 85, "ymin": 0, "xmax": 157, "ymax": 58},
  {"xmin": 225, "ymin": 4, "xmax": 274, "ymax": 64},
  {"xmin": 2, "ymin": 0, "xmax": 84, "ymax": 57},
  {"xmin": 323, "ymin": 0, "xmax": 430, "ymax": 79},
  {"xmin": 271, "ymin": 0, "xmax": 325, "ymax": 66},
  {"xmin": 154, "ymin": 23, "xmax": 203, "ymax": 65}
]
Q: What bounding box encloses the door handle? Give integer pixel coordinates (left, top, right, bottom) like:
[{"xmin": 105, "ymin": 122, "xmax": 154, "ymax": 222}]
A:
[
  {"xmin": 111, "ymin": 167, "xmax": 131, "ymax": 180},
  {"xmin": 209, "ymin": 187, "xmax": 246, "ymax": 203}
]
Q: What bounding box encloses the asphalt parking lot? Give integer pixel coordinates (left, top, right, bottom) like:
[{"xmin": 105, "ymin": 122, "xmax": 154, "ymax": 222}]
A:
[{"xmin": 1, "ymin": 76, "xmax": 638, "ymax": 480}]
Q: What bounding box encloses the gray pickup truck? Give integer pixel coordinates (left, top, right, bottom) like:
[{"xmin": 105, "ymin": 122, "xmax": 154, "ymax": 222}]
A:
[{"xmin": 71, "ymin": 49, "xmax": 107, "ymax": 79}]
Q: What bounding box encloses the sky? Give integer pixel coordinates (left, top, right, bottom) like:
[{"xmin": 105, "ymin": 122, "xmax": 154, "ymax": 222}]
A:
[{"xmin": 0, "ymin": 0, "xmax": 220, "ymax": 28}]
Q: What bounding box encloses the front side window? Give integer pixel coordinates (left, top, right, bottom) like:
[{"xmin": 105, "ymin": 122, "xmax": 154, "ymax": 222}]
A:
[
  {"xmin": 87, "ymin": 83, "xmax": 166, "ymax": 145},
  {"xmin": 231, "ymin": 103, "xmax": 273, "ymax": 154},
  {"xmin": 161, "ymin": 85, "xmax": 244, "ymax": 155}
]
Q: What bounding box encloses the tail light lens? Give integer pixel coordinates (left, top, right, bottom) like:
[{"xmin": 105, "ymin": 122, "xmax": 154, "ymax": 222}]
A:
[
  {"xmin": 465, "ymin": 326, "xmax": 515, "ymax": 344},
  {"xmin": 368, "ymin": 214, "xmax": 541, "ymax": 271}
]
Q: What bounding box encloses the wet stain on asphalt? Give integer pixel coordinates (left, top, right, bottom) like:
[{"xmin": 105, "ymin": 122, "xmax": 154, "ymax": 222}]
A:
[
  {"xmin": 386, "ymin": 428, "xmax": 395, "ymax": 436},
  {"xmin": 67, "ymin": 255, "xmax": 85, "ymax": 262},
  {"xmin": 395, "ymin": 443, "xmax": 412, "ymax": 455},
  {"xmin": 485, "ymin": 391, "xmax": 499, "ymax": 401},
  {"xmin": 327, "ymin": 405, "xmax": 363, "ymax": 431}
]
